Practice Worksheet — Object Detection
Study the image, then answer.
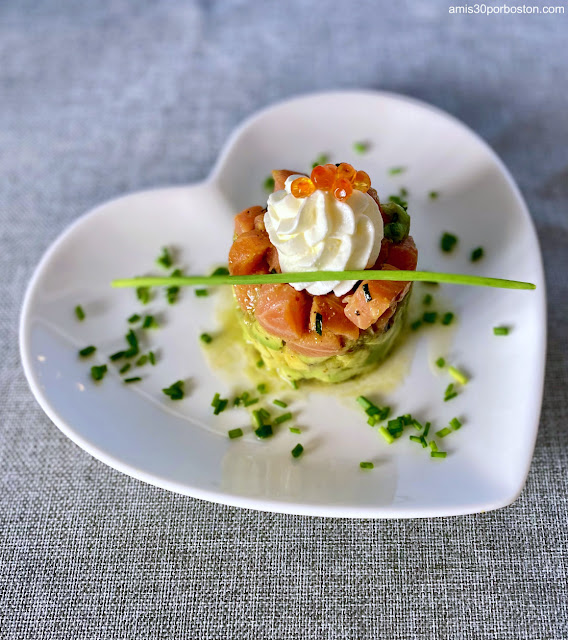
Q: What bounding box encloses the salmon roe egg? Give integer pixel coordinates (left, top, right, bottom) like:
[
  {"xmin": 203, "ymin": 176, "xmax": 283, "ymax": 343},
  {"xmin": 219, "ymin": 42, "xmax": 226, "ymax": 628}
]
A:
[
  {"xmin": 353, "ymin": 170, "xmax": 371, "ymax": 192},
  {"xmin": 336, "ymin": 163, "xmax": 356, "ymax": 183},
  {"xmin": 310, "ymin": 164, "xmax": 337, "ymax": 190},
  {"xmin": 333, "ymin": 178, "xmax": 353, "ymax": 201},
  {"xmin": 291, "ymin": 176, "xmax": 316, "ymax": 198}
]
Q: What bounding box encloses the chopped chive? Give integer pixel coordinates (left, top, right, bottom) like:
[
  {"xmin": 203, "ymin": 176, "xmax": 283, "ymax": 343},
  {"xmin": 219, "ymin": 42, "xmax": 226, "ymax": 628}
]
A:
[
  {"xmin": 275, "ymin": 412, "xmax": 293, "ymax": 425},
  {"xmin": 410, "ymin": 319, "xmax": 422, "ymax": 331},
  {"xmin": 74, "ymin": 305, "xmax": 85, "ymax": 321},
  {"xmin": 156, "ymin": 247, "xmax": 173, "ymax": 269},
  {"xmin": 291, "ymin": 443, "xmax": 304, "ymax": 458},
  {"xmin": 211, "ymin": 266, "xmax": 230, "ymax": 277},
  {"xmin": 367, "ymin": 415, "xmax": 379, "ymax": 427},
  {"xmin": 258, "ymin": 408, "xmax": 271, "ymax": 421},
  {"xmin": 379, "ymin": 426, "xmax": 395, "ymax": 444},
  {"xmin": 195, "ymin": 289, "xmax": 209, "ymax": 297},
  {"xmin": 148, "ymin": 351, "xmax": 156, "ymax": 366},
  {"xmin": 136, "ymin": 355, "xmax": 148, "ymax": 367},
  {"xmin": 257, "ymin": 383, "xmax": 268, "ymax": 394},
  {"xmin": 289, "ymin": 427, "xmax": 301, "ymax": 434},
  {"xmin": 399, "ymin": 187, "xmax": 408, "ymax": 197},
  {"xmin": 119, "ymin": 363, "xmax": 131, "ymax": 374},
  {"xmin": 90, "ymin": 365, "xmax": 107, "ymax": 381},
  {"xmin": 241, "ymin": 392, "xmax": 249, "ymax": 402},
  {"xmin": 471, "ymin": 247, "xmax": 484, "ymax": 262},
  {"xmin": 233, "ymin": 397, "xmax": 241, "ymax": 406},
  {"xmin": 125, "ymin": 330, "xmax": 139, "ymax": 356},
  {"xmin": 494, "ymin": 326, "xmax": 509, "ymax": 336},
  {"xmin": 124, "ymin": 377, "xmax": 142, "ymax": 384},
  {"xmin": 429, "ymin": 191, "xmax": 439, "ymax": 200},
  {"xmin": 315, "ymin": 312, "xmax": 323, "ymax": 336},
  {"xmin": 109, "ymin": 350, "xmax": 126, "ymax": 362},
  {"xmin": 387, "ymin": 194, "xmax": 408, "ymax": 209},
  {"xmin": 264, "ymin": 176, "xmax": 275, "ymax": 191},
  {"xmin": 290, "ymin": 380, "xmax": 299, "ymax": 389},
  {"xmin": 431, "ymin": 451, "xmax": 447, "ymax": 458},
  {"xmin": 211, "ymin": 392, "xmax": 220, "ymax": 407},
  {"xmin": 251, "ymin": 409, "xmax": 264, "ymax": 429},
  {"xmin": 436, "ymin": 357, "xmax": 446, "ymax": 368},
  {"xmin": 387, "ymin": 418, "xmax": 403, "ymax": 431},
  {"xmin": 312, "ymin": 153, "xmax": 329, "ymax": 168},
  {"xmin": 359, "ymin": 461, "xmax": 374, "ymax": 469},
  {"xmin": 412, "ymin": 419, "xmax": 423, "ymax": 431},
  {"xmin": 353, "ymin": 141, "xmax": 368, "ymax": 154},
  {"xmin": 255, "ymin": 423, "xmax": 273, "ymax": 438},
  {"xmin": 213, "ymin": 398, "xmax": 228, "ymax": 415},
  {"xmin": 228, "ymin": 428, "xmax": 243, "ymax": 439},
  {"xmin": 409, "ymin": 435, "xmax": 427, "ymax": 448},
  {"xmin": 423, "ymin": 294, "xmax": 433, "ymax": 305},
  {"xmin": 273, "ymin": 399, "xmax": 288, "ymax": 408},
  {"xmin": 423, "ymin": 422, "xmax": 431, "ymax": 437},
  {"xmin": 444, "ymin": 392, "xmax": 458, "ymax": 402},
  {"xmin": 362, "ymin": 283, "xmax": 372, "ymax": 302},
  {"xmin": 444, "ymin": 383, "xmax": 458, "ymax": 402},
  {"xmin": 401, "ymin": 414, "xmax": 413, "ymax": 426},
  {"xmin": 163, "ymin": 380, "xmax": 184, "ymax": 400},
  {"xmin": 356, "ymin": 396, "xmax": 373, "ymax": 410},
  {"xmin": 440, "ymin": 232, "xmax": 458, "ymax": 253},
  {"xmin": 429, "ymin": 440, "xmax": 438, "ymax": 452},
  {"xmin": 244, "ymin": 397, "xmax": 259, "ymax": 407},
  {"xmin": 389, "ymin": 166, "xmax": 405, "ymax": 175},
  {"xmin": 436, "ymin": 427, "xmax": 452, "ymax": 438},
  {"xmin": 448, "ymin": 366, "xmax": 468, "ymax": 385},
  {"xmin": 136, "ymin": 286, "xmax": 151, "ymax": 305},
  {"xmin": 166, "ymin": 286, "xmax": 180, "ymax": 305},
  {"xmin": 128, "ymin": 314, "xmax": 141, "ymax": 323},
  {"xmin": 200, "ymin": 333, "xmax": 213, "ymax": 344},
  {"xmin": 79, "ymin": 346, "xmax": 96, "ymax": 358},
  {"xmin": 256, "ymin": 359, "xmax": 264, "ymax": 368},
  {"xmin": 441, "ymin": 312, "xmax": 454, "ymax": 326},
  {"xmin": 450, "ymin": 417, "xmax": 462, "ymax": 431},
  {"xmin": 423, "ymin": 311, "xmax": 437, "ymax": 324}
]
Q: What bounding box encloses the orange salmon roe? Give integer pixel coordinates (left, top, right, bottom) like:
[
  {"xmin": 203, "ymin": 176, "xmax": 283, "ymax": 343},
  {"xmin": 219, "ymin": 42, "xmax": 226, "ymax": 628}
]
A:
[
  {"xmin": 353, "ymin": 170, "xmax": 371, "ymax": 193},
  {"xmin": 333, "ymin": 178, "xmax": 353, "ymax": 201},
  {"xmin": 311, "ymin": 164, "xmax": 336, "ymax": 190},
  {"xmin": 336, "ymin": 163, "xmax": 356, "ymax": 183},
  {"xmin": 291, "ymin": 176, "xmax": 316, "ymax": 198}
]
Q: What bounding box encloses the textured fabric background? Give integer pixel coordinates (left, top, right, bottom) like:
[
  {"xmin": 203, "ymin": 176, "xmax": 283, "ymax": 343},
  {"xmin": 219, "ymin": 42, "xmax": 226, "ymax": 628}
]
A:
[{"xmin": 1, "ymin": 1, "xmax": 567, "ymax": 638}]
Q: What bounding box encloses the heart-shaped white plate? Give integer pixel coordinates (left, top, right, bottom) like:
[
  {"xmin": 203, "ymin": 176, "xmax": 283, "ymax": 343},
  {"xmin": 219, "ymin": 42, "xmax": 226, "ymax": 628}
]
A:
[{"xmin": 20, "ymin": 91, "xmax": 546, "ymax": 517}]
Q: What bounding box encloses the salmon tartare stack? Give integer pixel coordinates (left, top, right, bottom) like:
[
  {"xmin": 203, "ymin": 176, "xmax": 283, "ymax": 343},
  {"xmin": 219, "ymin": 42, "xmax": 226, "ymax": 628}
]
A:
[{"xmin": 228, "ymin": 163, "xmax": 417, "ymax": 384}]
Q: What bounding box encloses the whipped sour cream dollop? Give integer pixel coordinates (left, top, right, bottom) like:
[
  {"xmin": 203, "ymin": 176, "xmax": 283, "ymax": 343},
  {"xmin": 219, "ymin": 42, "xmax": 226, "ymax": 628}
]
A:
[{"xmin": 264, "ymin": 175, "xmax": 384, "ymax": 296}]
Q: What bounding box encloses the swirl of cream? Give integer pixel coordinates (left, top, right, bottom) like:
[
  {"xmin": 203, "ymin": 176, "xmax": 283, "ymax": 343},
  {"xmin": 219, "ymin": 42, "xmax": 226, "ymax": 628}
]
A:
[{"xmin": 264, "ymin": 175, "xmax": 383, "ymax": 296}]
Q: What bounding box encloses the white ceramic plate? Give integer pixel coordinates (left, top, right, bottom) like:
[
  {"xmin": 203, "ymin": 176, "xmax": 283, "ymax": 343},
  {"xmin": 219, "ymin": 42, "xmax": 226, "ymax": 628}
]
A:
[{"xmin": 20, "ymin": 91, "xmax": 546, "ymax": 518}]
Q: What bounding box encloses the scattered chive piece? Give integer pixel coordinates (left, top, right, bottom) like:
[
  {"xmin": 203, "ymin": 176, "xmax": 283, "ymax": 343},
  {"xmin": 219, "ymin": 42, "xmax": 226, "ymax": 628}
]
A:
[
  {"xmin": 110, "ymin": 350, "xmax": 126, "ymax": 361},
  {"xmin": 148, "ymin": 351, "xmax": 156, "ymax": 366},
  {"xmin": 362, "ymin": 283, "xmax": 372, "ymax": 302},
  {"xmin": 228, "ymin": 428, "xmax": 243, "ymax": 439},
  {"xmin": 441, "ymin": 312, "xmax": 454, "ymax": 326},
  {"xmin": 423, "ymin": 294, "xmax": 433, "ymax": 305},
  {"xmin": 275, "ymin": 412, "xmax": 293, "ymax": 425},
  {"xmin": 273, "ymin": 399, "xmax": 288, "ymax": 408},
  {"xmin": 256, "ymin": 359, "xmax": 264, "ymax": 368},
  {"xmin": 315, "ymin": 312, "xmax": 323, "ymax": 336},
  {"xmin": 429, "ymin": 441, "xmax": 438, "ymax": 452},
  {"xmin": 440, "ymin": 232, "xmax": 458, "ymax": 253},
  {"xmin": 389, "ymin": 166, "xmax": 405, "ymax": 175},
  {"xmin": 290, "ymin": 380, "xmax": 299, "ymax": 390},
  {"xmin": 450, "ymin": 417, "xmax": 462, "ymax": 431},
  {"xmin": 409, "ymin": 435, "xmax": 423, "ymax": 444},
  {"xmin": 291, "ymin": 444, "xmax": 304, "ymax": 458},
  {"xmin": 163, "ymin": 380, "xmax": 184, "ymax": 400},
  {"xmin": 90, "ymin": 365, "xmax": 107, "ymax": 382},
  {"xmin": 195, "ymin": 289, "xmax": 209, "ymax": 297},
  {"xmin": 119, "ymin": 363, "xmax": 131, "ymax": 374},
  {"xmin": 436, "ymin": 357, "xmax": 446, "ymax": 368},
  {"xmin": 412, "ymin": 419, "xmax": 423, "ymax": 431},
  {"xmin": 444, "ymin": 383, "xmax": 458, "ymax": 402},
  {"xmin": 423, "ymin": 422, "xmax": 431, "ymax": 438},
  {"xmin": 258, "ymin": 408, "xmax": 271, "ymax": 421},
  {"xmin": 124, "ymin": 377, "xmax": 142, "ymax": 384},
  {"xmin": 444, "ymin": 392, "xmax": 458, "ymax": 402},
  {"xmin": 423, "ymin": 311, "xmax": 438, "ymax": 324},
  {"xmin": 79, "ymin": 346, "xmax": 96, "ymax": 358},
  {"xmin": 264, "ymin": 176, "xmax": 275, "ymax": 191},
  {"xmin": 436, "ymin": 427, "xmax": 453, "ymax": 438},
  {"xmin": 136, "ymin": 286, "xmax": 151, "ymax": 305},
  {"xmin": 136, "ymin": 355, "xmax": 148, "ymax": 367},
  {"xmin": 257, "ymin": 383, "xmax": 268, "ymax": 394},
  {"xmin": 166, "ymin": 269, "xmax": 182, "ymax": 305},
  {"xmin": 420, "ymin": 436, "xmax": 428, "ymax": 448},
  {"xmin": 255, "ymin": 423, "xmax": 273, "ymax": 438},
  {"xmin": 429, "ymin": 191, "xmax": 439, "ymax": 200},
  {"xmin": 251, "ymin": 409, "xmax": 264, "ymax": 429},
  {"xmin": 356, "ymin": 396, "xmax": 373, "ymax": 411},
  {"xmin": 360, "ymin": 461, "xmax": 374, "ymax": 469},
  {"xmin": 243, "ymin": 397, "xmax": 259, "ymax": 407},
  {"xmin": 431, "ymin": 451, "xmax": 447, "ymax": 458},
  {"xmin": 213, "ymin": 399, "xmax": 228, "ymax": 415},
  {"xmin": 471, "ymin": 247, "xmax": 484, "ymax": 262},
  {"xmin": 379, "ymin": 426, "xmax": 395, "ymax": 444},
  {"xmin": 448, "ymin": 366, "xmax": 468, "ymax": 385},
  {"xmin": 494, "ymin": 326, "xmax": 509, "ymax": 336},
  {"xmin": 367, "ymin": 415, "xmax": 378, "ymax": 427},
  {"xmin": 200, "ymin": 333, "xmax": 213, "ymax": 344},
  {"xmin": 128, "ymin": 314, "xmax": 141, "ymax": 323},
  {"xmin": 233, "ymin": 397, "xmax": 241, "ymax": 406},
  {"xmin": 289, "ymin": 427, "xmax": 301, "ymax": 434},
  {"xmin": 125, "ymin": 330, "xmax": 139, "ymax": 354},
  {"xmin": 387, "ymin": 194, "xmax": 408, "ymax": 209},
  {"xmin": 400, "ymin": 187, "xmax": 408, "ymax": 197},
  {"xmin": 156, "ymin": 247, "xmax": 173, "ymax": 269},
  {"xmin": 74, "ymin": 305, "xmax": 85, "ymax": 321},
  {"xmin": 241, "ymin": 392, "xmax": 249, "ymax": 402},
  {"xmin": 211, "ymin": 392, "xmax": 220, "ymax": 407},
  {"xmin": 312, "ymin": 153, "xmax": 329, "ymax": 168},
  {"xmin": 353, "ymin": 141, "xmax": 368, "ymax": 154},
  {"xmin": 211, "ymin": 266, "xmax": 230, "ymax": 277},
  {"xmin": 410, "ymin": 319, "xmax": 422, "ymax": 331}
]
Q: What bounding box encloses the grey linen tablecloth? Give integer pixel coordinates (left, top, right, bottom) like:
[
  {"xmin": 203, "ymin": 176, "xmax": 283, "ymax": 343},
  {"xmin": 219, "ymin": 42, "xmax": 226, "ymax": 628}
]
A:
[{"xmin": 1, "ymin": 1, "xmax": 567, "ymax": 638}]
